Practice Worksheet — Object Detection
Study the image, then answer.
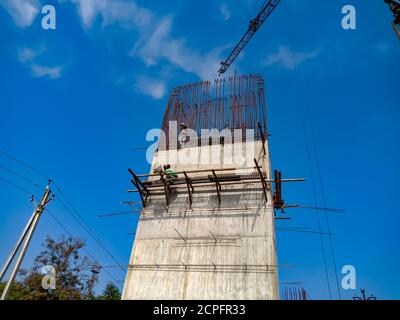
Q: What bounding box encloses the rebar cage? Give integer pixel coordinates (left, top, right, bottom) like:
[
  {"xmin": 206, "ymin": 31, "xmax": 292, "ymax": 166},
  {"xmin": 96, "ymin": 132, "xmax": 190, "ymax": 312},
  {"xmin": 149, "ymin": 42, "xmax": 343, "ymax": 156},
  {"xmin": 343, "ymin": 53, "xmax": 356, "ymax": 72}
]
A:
[{"xmin": 160, "ymin": 73, "xmax": 267, "ymax": 150}]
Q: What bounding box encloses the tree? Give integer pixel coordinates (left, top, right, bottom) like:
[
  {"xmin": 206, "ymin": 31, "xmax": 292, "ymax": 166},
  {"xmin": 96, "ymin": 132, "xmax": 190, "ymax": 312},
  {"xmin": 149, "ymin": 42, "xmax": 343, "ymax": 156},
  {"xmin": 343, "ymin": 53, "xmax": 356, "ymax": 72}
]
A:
[
  {"xmin": 98, "ymin": 282, "xmax": 121, "ymax": 300},
  {"xmin": 1, "ymin": 235, "xmax": 99, "ymax": 300}
]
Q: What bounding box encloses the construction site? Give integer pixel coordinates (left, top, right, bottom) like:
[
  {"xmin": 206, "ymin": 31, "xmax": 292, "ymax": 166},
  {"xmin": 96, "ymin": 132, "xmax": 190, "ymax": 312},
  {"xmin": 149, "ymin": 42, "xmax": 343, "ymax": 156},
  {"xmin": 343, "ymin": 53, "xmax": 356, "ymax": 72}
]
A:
[
  {"xmin": 0, "ymin": 0, "xmax": 398, "ymax": 305},
  {"xmin": 121, "ymin": 1, "xmax": 294, "ymax": 300},
  {"xmin": 122, "ymin": 0, "xmax": 316, "ymax": 300},
  {"xmin": 123, "ymin": 73, "xmax": 296, "ymax": 299}
]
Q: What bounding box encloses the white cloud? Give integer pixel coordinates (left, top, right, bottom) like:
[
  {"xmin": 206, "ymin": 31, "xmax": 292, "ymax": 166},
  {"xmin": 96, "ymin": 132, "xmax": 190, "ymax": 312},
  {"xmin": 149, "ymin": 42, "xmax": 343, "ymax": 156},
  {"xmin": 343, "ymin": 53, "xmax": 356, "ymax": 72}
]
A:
[
  {"xmin": 30, "ymin": 64, "xmax": 63, "ymax": 79},
  {"xmin": 0, "ymin": 0, "xmax": 40, "ymax": 27},
  {"xmin": 265, "ymin": 46, "xmax": 321, "ymax": 70},
  {"xmin": 17, "ymin": 46, "xmax": 63, "ymax": 79},
  {"xmin": 18, "ymin": 47, "xmax": 38, "ymax": 63},
  {"xmin": 68, "ymin": 0, "xmax": 152, "ymax": 28},
  {"xmin": 220, "ymin": 3, "xmax": 230, "ymax": 21},
  {"xmin": 134, "ymin": 75, "xmax": 166, "ymax": 99},
  {"xmin": 17, "ymin": 46, "xmax": 45, "ymax": 63},
  {"xmin": 65, "ymin": 1, "xmax": 227, "ymax": 84},
  {"xmin": 131, "ymin": 15, "xmax": 224, "ymax": 80}
]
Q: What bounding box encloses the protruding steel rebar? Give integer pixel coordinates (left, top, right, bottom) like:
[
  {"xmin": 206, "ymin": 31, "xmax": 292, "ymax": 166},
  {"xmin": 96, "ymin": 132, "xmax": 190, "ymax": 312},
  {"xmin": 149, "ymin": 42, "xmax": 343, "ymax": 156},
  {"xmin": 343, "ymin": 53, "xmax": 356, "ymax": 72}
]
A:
[{"xmin": 161, "ymin": 74, "xmax": 267, "ymax": 150}]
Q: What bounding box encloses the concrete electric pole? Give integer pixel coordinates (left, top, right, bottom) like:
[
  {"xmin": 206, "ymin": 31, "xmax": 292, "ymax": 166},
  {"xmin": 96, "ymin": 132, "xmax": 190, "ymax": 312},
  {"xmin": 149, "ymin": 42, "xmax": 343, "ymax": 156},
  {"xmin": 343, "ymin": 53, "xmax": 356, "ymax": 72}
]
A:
[{"xmin": 0, "ymin": 181, "xmax": 54, "ymax": 300}]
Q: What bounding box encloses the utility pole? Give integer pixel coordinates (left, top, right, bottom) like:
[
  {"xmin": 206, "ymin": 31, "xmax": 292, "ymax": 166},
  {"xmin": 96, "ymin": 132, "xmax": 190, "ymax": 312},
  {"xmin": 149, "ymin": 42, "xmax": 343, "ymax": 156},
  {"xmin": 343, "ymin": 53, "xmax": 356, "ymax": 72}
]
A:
[{"xmin": 0, "ymin": 181, "xmax": 54, "ymax": 300}]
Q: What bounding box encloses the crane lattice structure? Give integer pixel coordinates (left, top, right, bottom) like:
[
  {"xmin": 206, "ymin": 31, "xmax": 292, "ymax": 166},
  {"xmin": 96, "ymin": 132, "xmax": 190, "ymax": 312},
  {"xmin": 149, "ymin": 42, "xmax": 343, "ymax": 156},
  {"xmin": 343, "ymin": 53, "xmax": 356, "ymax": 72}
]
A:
[
  {"xmin": 218, "ymin": 0, "xmax": 282, "ymax": 75},
  {"xmin": 384, "ymin": 0, "xmax": 400, "ymax": 38}
]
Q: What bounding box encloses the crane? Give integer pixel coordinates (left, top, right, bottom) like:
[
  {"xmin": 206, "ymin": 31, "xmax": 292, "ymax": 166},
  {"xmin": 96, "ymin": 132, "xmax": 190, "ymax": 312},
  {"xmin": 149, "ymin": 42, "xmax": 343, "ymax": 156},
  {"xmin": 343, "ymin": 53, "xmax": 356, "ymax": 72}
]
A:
[
  {"xmin": 384, "ymin": 0, "xmax": 400, "ymax": 38},
  {"xmin": 218, "ymin": 0, "xmax": 282, "ymax": 75}
]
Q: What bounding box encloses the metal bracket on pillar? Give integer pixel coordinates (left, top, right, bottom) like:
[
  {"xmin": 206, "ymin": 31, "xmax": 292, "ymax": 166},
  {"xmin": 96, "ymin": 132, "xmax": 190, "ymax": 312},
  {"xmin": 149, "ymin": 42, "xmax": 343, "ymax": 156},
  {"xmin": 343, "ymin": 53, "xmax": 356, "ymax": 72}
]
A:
[
  {"xmin": 130, "ymin": 179, "xmax": 145, "ymax": 207},
  {"xmin": 254, "ymin": 159, "xmax": 268, "ymax": 203},
  {"xmin": 273, "ymin": 169, "xmax": 285, "ymax": 212},
  {"xmin": 128, "ymin": 169, "xmax": 149, "ymax": 208},
  {"xmin": 211, "ymin": 170, "xmax": 222, "ymax": 204},
  {"xmin": 121, "ymin": 201, "xmax": 142, "ymax": 212},
  {"xmin": 183, "ymin": 171, "xmax": 194, "ymax": 207}
]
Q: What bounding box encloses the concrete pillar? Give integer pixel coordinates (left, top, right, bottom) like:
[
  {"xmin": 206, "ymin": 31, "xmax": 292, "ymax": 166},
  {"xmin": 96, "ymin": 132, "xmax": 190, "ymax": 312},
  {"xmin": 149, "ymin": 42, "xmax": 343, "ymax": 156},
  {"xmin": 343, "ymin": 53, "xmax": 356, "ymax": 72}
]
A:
[{"xmin": 122, "ymin": 140, "xmax": 279, "ymax": 300}]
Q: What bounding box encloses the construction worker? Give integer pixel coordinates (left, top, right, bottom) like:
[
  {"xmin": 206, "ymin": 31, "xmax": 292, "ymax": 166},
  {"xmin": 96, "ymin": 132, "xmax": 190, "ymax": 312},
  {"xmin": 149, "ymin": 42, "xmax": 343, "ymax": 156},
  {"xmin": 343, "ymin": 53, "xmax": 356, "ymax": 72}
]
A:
[
  {"xmin": 153, "ymin": 165, "xmax": 163, "ymax": 174},
  {"xmin": 163, "ymin": 164, "xmax": 178, "ymax": 179},
  {"xmin": 178, "ymin": 122, "xmax": 190, "ymax": 149}
]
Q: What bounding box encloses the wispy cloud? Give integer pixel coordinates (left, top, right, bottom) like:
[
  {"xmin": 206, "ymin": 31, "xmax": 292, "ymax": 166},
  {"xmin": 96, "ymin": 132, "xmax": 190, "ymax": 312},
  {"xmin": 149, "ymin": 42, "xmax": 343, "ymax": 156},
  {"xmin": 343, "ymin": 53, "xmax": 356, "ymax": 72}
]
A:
[
  {"xmin": 0, "ymin": 0, "xmax": 40, "ymax": 27},
  {"xmin": 220, "ymin": 3, "xmax": 231, "ymax": 21},
  {"xmin": 265, "ymin": 46, "xmax": 321, "ymax": 70},
  {"xmin": 30, "ymin": 64, "xmax": 63, "ymax": 79},
  {"xmin": 68, "ymin": 0, "xmax": 153, "ymax": 29},
  {"xmin": 134, "ymin": 75, "xmax": 166, "ymax": 100},
  {"xmin": 64, "ymin": 0, "xmax": 227, "ymax": 95},
  {"xmin": 17, "ymin": 46, "xmax": 44, "ymax": 63},
  {"xmin": 17, "ymin": 47, "xmax": 63, "ymax": 79},
  {"xmin": 65, "ymin": 1, "xmax": 224, "ymax": 79},
  {"xmin": 131, "ymin": 15, "xmax": 225, "ymax": 80}
]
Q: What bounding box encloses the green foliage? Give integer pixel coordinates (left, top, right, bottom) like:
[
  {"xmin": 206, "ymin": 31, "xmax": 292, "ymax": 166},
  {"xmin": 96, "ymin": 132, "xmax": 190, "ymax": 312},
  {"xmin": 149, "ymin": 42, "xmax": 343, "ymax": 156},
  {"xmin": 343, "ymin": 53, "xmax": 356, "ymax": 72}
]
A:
[
  {"xmin": 97, "ymin": 282, "xmax": 121, "ymax": 300},
  {"xmin": 0, "ymin": 235, "xmax": 105, "ymax": 300}
]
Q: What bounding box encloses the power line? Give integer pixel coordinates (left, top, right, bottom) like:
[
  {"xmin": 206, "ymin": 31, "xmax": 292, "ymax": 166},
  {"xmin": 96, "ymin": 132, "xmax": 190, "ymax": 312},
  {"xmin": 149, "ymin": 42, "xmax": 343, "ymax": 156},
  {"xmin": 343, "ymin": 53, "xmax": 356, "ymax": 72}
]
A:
[
  {"xmin": 0, "ymin": 149, "xmax": 126, "ymax": 274},
  {"xmin": 0, "ymin": 164, "xmax": 40, "ymax": 187},
  {"xmin": 310, "ymin": 128, "xmax": 342, "ymax": 300},
  {"xmin": 1, "ymin": 183, "xmax": 54, "ymax": 300},
  {"xmin": 0, "ymin": 149, "xmax": 49, "ymax": 179},
  {"xmin": 0, "ymin": 171, "xmax": 123, "ymax": 288},
  {"xmin": 0, "ymin": 176, "xmax": 33, "ymax": 195},
  {"xmin": 301, "ymin": 116, "xmax": 332, "ymax": 300},
  {"xmin": 276, "ymin": 227, "xmax": 336, "ymax": 236},
  {"xmin": 52, "ymin": 184, "xmax": 127, "ymax": 273},
  {"xmin": 52, "ymin": 189, "xmax": 127, "ymax": 274},
  {"xmin": 46, "ymin": 208, "xmax": 121, "ymax": 285}
]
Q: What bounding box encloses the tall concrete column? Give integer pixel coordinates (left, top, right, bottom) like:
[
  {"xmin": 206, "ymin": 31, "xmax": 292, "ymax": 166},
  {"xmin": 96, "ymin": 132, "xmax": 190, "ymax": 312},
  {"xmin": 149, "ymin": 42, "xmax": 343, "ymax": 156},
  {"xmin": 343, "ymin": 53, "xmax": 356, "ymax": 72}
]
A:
[{"xmin": 122, "ymin": 74, "xmax": 278, "ymax": 300}]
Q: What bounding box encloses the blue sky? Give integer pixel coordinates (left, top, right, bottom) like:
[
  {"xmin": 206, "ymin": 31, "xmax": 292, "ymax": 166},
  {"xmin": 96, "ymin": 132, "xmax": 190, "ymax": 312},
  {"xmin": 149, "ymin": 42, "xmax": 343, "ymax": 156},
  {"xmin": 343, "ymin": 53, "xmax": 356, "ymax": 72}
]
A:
[{"xmin": 0, "ymin": 0, "xmax": 399, "ymax": 299}]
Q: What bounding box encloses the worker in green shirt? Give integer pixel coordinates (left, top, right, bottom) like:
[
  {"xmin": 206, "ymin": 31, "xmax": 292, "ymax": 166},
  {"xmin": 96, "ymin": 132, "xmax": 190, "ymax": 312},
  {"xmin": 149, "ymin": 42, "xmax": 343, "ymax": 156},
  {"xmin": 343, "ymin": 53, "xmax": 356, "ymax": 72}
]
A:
[{"xmin": 163, "ymin": 164, "xmax": 178, "ymax": 179}]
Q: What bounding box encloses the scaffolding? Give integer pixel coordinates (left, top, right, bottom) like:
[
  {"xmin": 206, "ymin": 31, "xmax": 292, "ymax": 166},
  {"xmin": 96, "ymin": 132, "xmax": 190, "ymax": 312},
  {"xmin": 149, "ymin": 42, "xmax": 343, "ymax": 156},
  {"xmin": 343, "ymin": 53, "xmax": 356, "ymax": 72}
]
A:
[{"xmin": 127, "ymin": 159, "xmax": 305, "ymax": 209}]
